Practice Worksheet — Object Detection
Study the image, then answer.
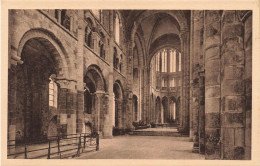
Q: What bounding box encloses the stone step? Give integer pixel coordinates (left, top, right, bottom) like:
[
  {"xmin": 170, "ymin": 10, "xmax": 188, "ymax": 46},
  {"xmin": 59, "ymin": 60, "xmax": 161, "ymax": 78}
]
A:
[{"xmin": 129, "ymin": 130, "xmax": 187, "ymax": 137}]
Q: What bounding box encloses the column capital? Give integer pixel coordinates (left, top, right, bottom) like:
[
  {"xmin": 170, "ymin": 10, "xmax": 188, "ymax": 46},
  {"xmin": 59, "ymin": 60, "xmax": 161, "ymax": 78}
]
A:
[
  {"xmin": 10, "ymin": 49, "xmax": 23, "ymax": 68},
  {"xmin": 94, "ymin": 90, "xmax": 106, "ymax": 97},
  {"xmin": 56, "ymin": 79, "xmax": 77, "ymax": 89}
]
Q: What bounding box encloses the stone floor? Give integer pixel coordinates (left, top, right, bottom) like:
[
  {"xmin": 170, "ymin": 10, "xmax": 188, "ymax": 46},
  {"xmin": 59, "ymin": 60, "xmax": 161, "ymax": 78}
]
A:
[{"xmin": 76, "ymin": 135, "xmax": 205, "ymax": 159}]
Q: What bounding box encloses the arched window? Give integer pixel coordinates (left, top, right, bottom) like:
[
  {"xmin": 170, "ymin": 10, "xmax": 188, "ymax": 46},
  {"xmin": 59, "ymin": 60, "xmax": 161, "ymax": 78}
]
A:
[
  {"xmin": 162, "ymin": 49, "xmax": 167, "ymax": 72},
  {"xmin": 115, "ymin": 12, "xmax": 120, "ymax": 44},
  {"xmin": 100, "ymin": 33, "xmax": 105, "ymax": 59},
  {"xmin": 170, "ymin": 49, "xmax": 176, "ymax": 72},
  {"xmin": 85, "ymin": 18, "xmax": 94, "ymax": 49},
  {"xmin": 179, "ymin": 52, "xmax": 181, "ymax": 72},
  {"xmin": 87, "ymin": 32, "xmax": 93, "ymax": 48},
  {"xmin": 113, "ymin": 47, "xmax": 118, "ymax": 69},
  {"xmin": 85, "ymin": 27, "xmax": 89, "ymax": 44},
  {"xmin": 49, "ymin": 75, "xmax": 58, "ymax": 108},
  {"xmin": 55, "ymin": 10, "xmax": 59, "ymax": 21},
  {"xmin": 119, "ymin": 54, "xmax": 123, "ymax": 72},
  {"xmin": 61, "ymin": 10, "xmax": 70, "ymax": 30}
]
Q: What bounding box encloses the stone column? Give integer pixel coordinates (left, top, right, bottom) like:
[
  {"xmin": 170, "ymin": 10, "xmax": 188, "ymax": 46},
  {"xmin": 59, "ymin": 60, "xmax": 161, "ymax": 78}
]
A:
[
  {"xmin": 102, "ymin": 93, "xmax": 112, "ymax": 138},
  {"xmin": 198, "ymin": 71, "xmax": 205, "ymax": 154},
  {"xmin": 144, "ymin": 68, "xmax": 149, "ymax": 124},
  {"xmin": 122, "ymin": 99, "xmax": 128, "ymax": 130},
  {"xmin": 94, "ymin": 91, "xmax": 105, "ymax": 135},
  {"xmin": 102, "ymin": 72, "xmax": 114, "ymax": 138},
  {"xmin": 125, "ymin": 40, "xmax": 134, "ymax": 129},
  {"xmin": 180, "ymin": 31, "xmax": 190, "ymax": 134},
  {"xmin": 191, "ymin": 10, "xmax": 204, "ymax": 152},
  {"xmin": 76, "ymin": 11, "xmax": 85, "ymax": 134},
  {"xmin": 176, "ymin": 51, "xmax": 180, "ymax": 72},
  {"xmin": 221, "ymin": 11, "xmax": 246, "ymax": 160},
  {"xmin": 204, "ymin": 10, "xmax": 221, "ymax": 159}
]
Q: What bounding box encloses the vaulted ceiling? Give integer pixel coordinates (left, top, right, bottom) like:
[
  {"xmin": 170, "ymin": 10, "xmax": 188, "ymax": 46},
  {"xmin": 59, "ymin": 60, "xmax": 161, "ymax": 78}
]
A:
[{"xmin": 119, "ymin": 10, "xmax": 190, "ymax": 65}]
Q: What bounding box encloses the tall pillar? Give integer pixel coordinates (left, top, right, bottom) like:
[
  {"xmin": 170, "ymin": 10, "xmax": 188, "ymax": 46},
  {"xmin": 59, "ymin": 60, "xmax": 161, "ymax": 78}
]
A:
[
  {"xmin": 198, "ymin": 71, "xmax": 205, "ymax": 153},
  {"xmin": 180, "ymin": 31, "xmax": 190, "ymax": 134},
  {"xmin": 103, "ymin": 73, "xmax": 114, "ymax": 138},
  {"xmin": 204, "ymin": 10, "xmax": 221, "ymax": 159},
  {"xmin": 221, "ymin": 11, "xmax": 246, "ymax": 159},
  {"xmin": 76, "ymin": 11, "xmax": 85, "ymax": 134},
  {"xmin": 191, "ymin": 10, "xmax": 205, "ymax": 152},
  {"xmin": 94, "ymin": 91, "xmax": 105, "ymax": 135},
  {"xmin": 102, "ymin": 93, "xmax": 112, "ymax": 138},
  {"xmin": 125, "ymin": 40, "xmax": 134, "ymax": 129}
]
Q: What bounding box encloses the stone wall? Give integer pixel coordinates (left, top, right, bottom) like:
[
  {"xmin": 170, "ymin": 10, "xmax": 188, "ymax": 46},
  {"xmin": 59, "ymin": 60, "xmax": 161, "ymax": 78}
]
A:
[{"xmin": 8, "ymin": 9, "xmax": 131, "ymax": 150}]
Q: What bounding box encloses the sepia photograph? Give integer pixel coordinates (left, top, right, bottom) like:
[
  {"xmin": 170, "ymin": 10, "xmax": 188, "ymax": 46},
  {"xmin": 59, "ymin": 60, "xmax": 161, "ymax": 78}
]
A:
[{"xmin": 1, "ymin": 0, "xmax": 260, "ymax": 165}]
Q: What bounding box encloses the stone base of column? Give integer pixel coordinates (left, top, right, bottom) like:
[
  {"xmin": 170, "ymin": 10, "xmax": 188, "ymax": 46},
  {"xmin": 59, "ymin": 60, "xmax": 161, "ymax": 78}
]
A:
[{"xmin": 102, "ymin": 125, "xmax": 113, "ymax": 139}]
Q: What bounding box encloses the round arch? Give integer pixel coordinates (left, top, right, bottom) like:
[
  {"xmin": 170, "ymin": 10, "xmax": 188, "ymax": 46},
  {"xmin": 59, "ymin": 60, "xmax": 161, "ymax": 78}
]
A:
[
  {"xmin": 113, "ymin": 80, "xmax": 124, "ymax": 100},
  {"xmin": 113, "ymin": 80, "xmax": 124, "ymax": 131},
  {"xmin": 15, "ymin": 30, "xmax": 69, "ymax": 142},
  {"xmin": 17, "ymin": 28, "xmax": 71, "ymax": 79},
  {"xmin": 84, "ymin": 11, "xmax": 97, "ymax": 28},
  {"xmin": 85, "ymin": 64, "xmax": 107, "ymax": 92}
]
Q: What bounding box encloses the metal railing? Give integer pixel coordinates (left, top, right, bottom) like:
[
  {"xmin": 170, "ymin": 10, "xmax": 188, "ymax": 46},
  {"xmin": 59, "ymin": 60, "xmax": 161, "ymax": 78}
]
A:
[{"xmin": 7, "ymin": 133, "xmax": 99, "ymax": 159}]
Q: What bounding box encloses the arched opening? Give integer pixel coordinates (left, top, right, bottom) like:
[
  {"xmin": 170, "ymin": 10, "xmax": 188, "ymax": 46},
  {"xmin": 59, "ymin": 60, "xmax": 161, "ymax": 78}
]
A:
[
  {"xmin": 61, "ymin": 10, "xmax": 70, "ymax": 30},
  {"xmin": 115, "ymin": 12, "xmax": 120, "ymax": 44},
  {"xmin": 85, "ymin": 18, "xmax": 94, "ymax": 49},
  {"xmin": 113, "ymin": 81, "xmax": 123, "ymax": 136},
  {"xmin": 84, "ymin": 65, "xmax": 106, "ymax": 134},
  {"xmin": 113, "ymin": 47, "xmax": 119, "ymax": 69},
  {"xmin": 132, "ymin": 95, "xmax": 138, "ymax": 122},
  {"xmin": 16, "ymin": 37, "xmax": 61, "ymax": 143},
  {"xmin": 99, "ymin": 32, "xmax": 106, "ymax": 59}
]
